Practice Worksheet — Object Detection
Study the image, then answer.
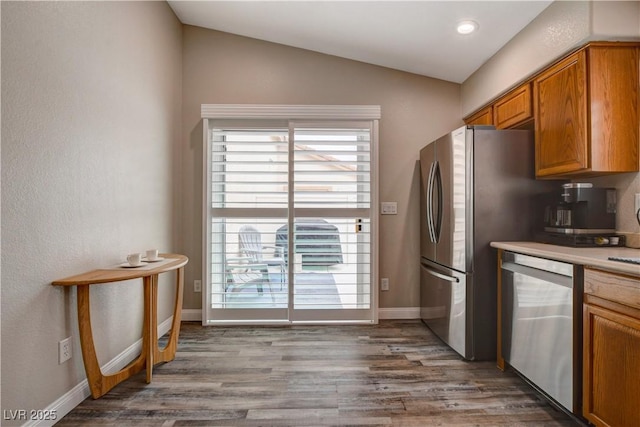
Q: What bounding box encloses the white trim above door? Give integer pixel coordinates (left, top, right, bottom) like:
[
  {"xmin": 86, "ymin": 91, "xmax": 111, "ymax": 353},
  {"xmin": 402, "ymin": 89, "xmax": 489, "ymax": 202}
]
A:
[{"xmin": 201, "ymin": 104, "xmax": 381, "ymax": 120}]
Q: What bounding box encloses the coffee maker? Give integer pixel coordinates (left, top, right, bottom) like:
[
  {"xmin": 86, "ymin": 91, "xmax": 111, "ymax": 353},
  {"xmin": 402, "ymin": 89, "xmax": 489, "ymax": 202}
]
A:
[{"xmin": 534, "ymin": 183, "xmax": 623, "ymax": 247}]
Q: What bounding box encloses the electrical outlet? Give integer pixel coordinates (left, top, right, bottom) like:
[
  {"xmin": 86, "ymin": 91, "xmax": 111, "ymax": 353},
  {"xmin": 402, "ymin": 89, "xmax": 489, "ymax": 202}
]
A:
[
  {"xmin": 635, "ymin": 193, "xmax": 640, "ymax": 214},
  {"xmin": 194, "ymin": 280, "xmax": 202, "ymax": 293},
  {"xmin": 59, "ymin": 337, "xmax": 72, "ymax": 364},
  {"xmin": 381, "ymin": 278, "xmax": 389, "ymax": 291}
]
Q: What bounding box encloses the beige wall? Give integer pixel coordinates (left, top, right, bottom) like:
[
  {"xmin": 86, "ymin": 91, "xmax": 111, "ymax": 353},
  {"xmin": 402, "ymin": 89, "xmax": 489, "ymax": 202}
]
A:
[
  {"xmin": 461, "ymin": 0, "xmax": 640, "ymax": 239},
  {"xmin": 179, "ymin": 26, "xmax": 462, "ymax": 311},
  {"xmin": 461, "ymin": 1, "xmax": 591, "ymax": 115},
  {"xmin": 591, "ymin": 0, "xmax": 640, "ymax": 38},
  {"xmin": 1, "ymin": 1, "xmax": 182, "ymax": 421}
]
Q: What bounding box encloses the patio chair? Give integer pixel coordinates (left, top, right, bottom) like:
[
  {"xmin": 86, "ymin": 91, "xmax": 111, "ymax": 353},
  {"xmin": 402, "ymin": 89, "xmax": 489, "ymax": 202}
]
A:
[
  {"xmin": 224, "ymin": 258, "xmax": 274, "ymax": 301},
  {"xmin": 238, "ymin": 225, "xmax": 286, "ymax": 288}
]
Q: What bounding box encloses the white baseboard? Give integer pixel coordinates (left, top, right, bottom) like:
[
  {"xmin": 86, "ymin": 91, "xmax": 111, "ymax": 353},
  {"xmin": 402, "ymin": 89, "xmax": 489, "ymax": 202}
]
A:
[
  {"xmin": 26, "ymin": 317, "xmax": 174, "ymax": 427},
  {"xmin": 181, "ymin": 308, "xmax": 202, "ymax": 322},
  {"xmin": 378, "ymin": 307, "xmax": 420, "ymax": 319},
  {"xmin": 113, "ymin": 308, "xmax": 420, "ymax": 324},
  {"xmin": 181, "ymin": 308, "xmax": 418, "ymax": 323}
]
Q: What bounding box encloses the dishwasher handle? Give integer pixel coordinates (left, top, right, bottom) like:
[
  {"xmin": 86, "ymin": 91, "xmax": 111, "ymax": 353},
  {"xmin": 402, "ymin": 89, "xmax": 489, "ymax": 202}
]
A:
[{"xmin": 501, "ymin": 261, "xmax": 573, "ymax": 289}]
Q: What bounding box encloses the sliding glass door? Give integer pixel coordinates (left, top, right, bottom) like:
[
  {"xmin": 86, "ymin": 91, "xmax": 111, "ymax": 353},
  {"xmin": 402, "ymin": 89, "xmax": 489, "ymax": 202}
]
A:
[
  {"xmin": 202, "ymin": 106, "xmax": 379, "ymax": 323},
  {"xmin": 206, "ymin": 125, "xmax": 290, "ymax": 321},
  {"xmin": 289, "ymin": 123, "xmax": 372, "ymax": 322}
]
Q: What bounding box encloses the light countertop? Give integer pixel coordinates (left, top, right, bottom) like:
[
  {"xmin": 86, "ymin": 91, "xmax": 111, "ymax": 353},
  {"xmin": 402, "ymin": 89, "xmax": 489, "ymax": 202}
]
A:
[{"xmin": 490, "ymin": 241, "xmax": 640, "ymax": 276}]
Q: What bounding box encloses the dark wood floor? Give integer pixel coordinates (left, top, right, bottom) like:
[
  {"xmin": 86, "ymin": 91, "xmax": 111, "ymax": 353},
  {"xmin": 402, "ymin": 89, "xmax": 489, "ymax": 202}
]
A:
[{"xmin": 58, "ymin": 320, "xmax": 580, "ymax": 426}]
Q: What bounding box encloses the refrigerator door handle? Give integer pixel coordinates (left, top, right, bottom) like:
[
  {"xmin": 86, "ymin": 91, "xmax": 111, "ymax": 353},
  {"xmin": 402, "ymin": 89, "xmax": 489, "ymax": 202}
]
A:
[
  {"xmin": 426, "ymin": 161, "xmax": 437, "ymax": 242},
  {"xmin": 421, "ymin": 263, "xmax": 460, "ymax": 283},
  {"xmin": 433, "ymin": 161, "xmax": 443, "ymax": 242}
]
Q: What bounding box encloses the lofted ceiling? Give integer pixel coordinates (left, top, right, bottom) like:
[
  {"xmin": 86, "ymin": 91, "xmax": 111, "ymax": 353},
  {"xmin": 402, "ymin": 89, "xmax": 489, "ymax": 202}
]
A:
[{"xmin": 167, "ymin": 1, "xmax": 553, "ymax": 84}]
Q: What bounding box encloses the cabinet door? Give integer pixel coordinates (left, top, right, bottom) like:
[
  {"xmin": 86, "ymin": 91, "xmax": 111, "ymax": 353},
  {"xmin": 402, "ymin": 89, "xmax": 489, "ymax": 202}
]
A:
[
  {"xmin": 464, "ymin": 106, "xmax": 493, "ymax": 126},
  {"xmin": 534, "ymin": 50, "xmax": 588, "ymax": 177},
  {"xmin": 588, "ymin": 46, "xmax": 639, "ymax": 173},
  {"xmin": 583, "ymin": 303, "xmax": 640, "ymax": 427},
  {"xmin": 493, "ymin": 83, "xmax": 532, "ymax": 129}
]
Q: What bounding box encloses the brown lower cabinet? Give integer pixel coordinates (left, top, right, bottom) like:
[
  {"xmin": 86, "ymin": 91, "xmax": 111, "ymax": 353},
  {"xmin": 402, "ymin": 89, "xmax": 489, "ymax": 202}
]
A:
[{"xmin": 583, "ymin": 268, "xmax": 640, "ymax": 427}]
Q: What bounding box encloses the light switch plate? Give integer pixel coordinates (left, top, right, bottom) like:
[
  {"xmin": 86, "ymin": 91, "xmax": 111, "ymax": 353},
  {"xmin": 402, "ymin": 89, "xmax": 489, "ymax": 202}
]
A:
[{"xmin": 381, "ymin": 202, "xmax": 397, "ymax": 215}]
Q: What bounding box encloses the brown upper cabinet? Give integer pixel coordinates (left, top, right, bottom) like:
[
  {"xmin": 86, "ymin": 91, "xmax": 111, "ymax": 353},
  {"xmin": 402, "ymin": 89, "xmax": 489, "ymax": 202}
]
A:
[
  {"xmin": 464, "ymin": 83, "xmax": 532, "ymax": 129},
  {"xmin": 465, "ymin": 106, "xmax": 493, "ymax": 126},
  {"xmin": 533, "ymin": 43, "xmax": 639, "ymax": 178},
  {"xmin": 464, "ymin": 42, "xmax": 639, "ymax": 179},
  {"xmin": 493, "ymin": 83, "xmax": 532, "ymax": 129}
]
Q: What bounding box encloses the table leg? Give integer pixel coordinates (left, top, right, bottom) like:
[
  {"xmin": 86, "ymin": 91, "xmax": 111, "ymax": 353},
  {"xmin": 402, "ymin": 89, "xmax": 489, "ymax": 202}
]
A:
[
  {"xmin": 77, "ymin": 285, "xmax": 146, "ymax": 399},
  {"xmin": 144, "ymin": 275, "xmax": 157, "ymax": 383},
  {"xmin": 155, "ymin": 267, "xmax": 184, "ymax": 363}
]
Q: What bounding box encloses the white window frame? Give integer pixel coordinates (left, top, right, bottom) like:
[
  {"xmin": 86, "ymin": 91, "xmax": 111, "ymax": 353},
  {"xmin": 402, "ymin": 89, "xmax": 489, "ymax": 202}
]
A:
[{"xmin": 201, "ymin": 104, "xmax": 380, "ymax": 324}]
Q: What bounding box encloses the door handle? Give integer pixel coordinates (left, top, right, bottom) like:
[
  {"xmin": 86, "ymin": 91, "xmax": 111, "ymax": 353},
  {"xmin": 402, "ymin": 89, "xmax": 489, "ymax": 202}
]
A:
[
  {"xmin": 421, "ymin": 264, "xmax": 459, "ymax": 283},
  {"xmin": 426, "ymin": 162, "xmax": 437, "ymax": 243},
  {"xmin": 501, "ymin": 262, "xmax": 573, "ymax": 289},
  {"xmin": 433, "ymin": 161, "xmax": 442, "ymax": 242}
]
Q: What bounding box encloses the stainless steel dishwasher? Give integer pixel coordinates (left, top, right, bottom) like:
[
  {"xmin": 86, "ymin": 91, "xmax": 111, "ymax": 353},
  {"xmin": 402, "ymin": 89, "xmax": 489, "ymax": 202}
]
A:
[{"xmin": 501, "ymin": 251, "xmax": 582, "ymax": 414}]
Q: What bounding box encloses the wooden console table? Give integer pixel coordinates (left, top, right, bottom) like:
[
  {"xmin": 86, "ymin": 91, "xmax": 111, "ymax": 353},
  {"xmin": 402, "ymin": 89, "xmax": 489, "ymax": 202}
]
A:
[{"xmin": 52, "ymin": 253, "xmax": 188, "ymax": 398}]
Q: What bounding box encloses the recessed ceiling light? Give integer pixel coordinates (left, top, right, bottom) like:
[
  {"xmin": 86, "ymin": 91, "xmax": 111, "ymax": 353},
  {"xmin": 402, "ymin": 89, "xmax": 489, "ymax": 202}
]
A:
[{"xmin": 457, "ymin": 20, "xmax": 478, "ymax": 35}]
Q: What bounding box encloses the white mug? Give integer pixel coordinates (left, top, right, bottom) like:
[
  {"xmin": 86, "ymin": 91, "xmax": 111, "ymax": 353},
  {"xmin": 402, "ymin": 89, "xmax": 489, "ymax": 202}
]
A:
[
  {"xmin": 127, "ymin": 253, "xmax": 142, "ymax": 266},
  {"xmin": 146, "ymin": 249, "xmax": 159, "ymax": 261}
]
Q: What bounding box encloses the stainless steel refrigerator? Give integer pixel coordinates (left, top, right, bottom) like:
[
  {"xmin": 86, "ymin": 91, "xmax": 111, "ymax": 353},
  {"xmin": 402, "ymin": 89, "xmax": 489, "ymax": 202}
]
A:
[{"xmin": 419, "ymin": 125, "xmax": 555, "ymax": 361}]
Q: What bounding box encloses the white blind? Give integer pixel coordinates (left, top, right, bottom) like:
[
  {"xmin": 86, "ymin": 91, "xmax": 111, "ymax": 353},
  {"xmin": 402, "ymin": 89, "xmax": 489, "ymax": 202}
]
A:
[
  {"xmin": 211, "ymin": 129, "xmax": 289, "ymax": 211},
  {"xmin": 210, "ymin": 128, "xmax": 289, "ymax": 309},
  {"xmin": 293, "ymin": 127, "xmax": 371, "ymax": 210},
  {"xmin": 207, "ymin": 121, "xmax": 373, "ymax": 314},
  {"xmin": 292, "ymin": 125, "xmax": 372, "ymax": 311}
]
